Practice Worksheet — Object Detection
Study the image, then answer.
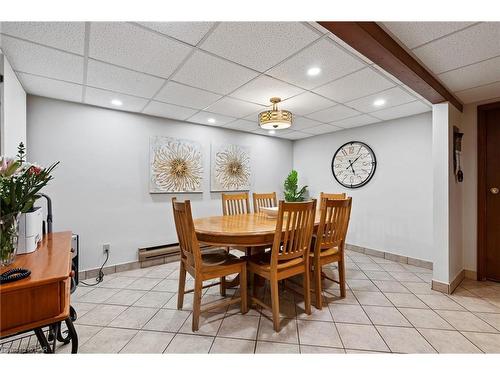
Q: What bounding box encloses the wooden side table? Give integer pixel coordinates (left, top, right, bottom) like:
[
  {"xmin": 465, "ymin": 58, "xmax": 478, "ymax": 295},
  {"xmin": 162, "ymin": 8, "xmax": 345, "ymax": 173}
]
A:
[{"xmin": 0, "ymin": 231, "xmax": 78, "ymax": 353}]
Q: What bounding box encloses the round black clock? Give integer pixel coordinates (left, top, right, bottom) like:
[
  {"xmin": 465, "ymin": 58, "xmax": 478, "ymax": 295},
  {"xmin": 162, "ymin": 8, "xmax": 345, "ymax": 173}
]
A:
[{"xmin": 331, "ymin": 141, "xmax": 377, "ymax": 189}]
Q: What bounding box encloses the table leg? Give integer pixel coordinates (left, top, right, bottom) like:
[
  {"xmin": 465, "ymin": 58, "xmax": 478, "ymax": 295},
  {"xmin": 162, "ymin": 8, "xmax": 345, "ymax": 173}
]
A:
[
  {"xmin": 64, "ymin": 317, "xmax": 79, "ymax": 354},
  {"xmin": 34, "ymin": 328, "xmax": 53, "ymax": 354}
]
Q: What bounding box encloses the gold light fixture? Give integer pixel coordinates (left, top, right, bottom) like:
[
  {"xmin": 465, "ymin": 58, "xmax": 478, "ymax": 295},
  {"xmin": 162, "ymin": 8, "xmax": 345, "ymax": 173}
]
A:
[{"xmin": 258, "ymin": 97, "xmax": 292, "ymax": 130}]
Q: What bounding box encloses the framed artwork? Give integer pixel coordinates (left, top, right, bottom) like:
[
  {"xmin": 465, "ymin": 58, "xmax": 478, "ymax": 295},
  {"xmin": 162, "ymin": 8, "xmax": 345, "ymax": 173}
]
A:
[
  {"xmin": 211, "ymin": 144, "xmax": 251, "ymax": 192},
  {"xmin": 149, "ymin": 136, "xmax": 203, "ymax": 193}
]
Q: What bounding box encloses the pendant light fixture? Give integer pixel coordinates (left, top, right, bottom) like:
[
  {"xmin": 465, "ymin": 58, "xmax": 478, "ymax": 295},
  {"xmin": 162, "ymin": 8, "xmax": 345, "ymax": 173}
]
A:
[{"xmin": 258, "ymin": 97, "xmax": 292, "ymax": 130}]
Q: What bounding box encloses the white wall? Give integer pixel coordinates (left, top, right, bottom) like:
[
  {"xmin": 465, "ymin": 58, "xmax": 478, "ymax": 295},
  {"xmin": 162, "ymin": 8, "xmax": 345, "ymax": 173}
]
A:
[
  {"xmin": 27, "ymin": 96, "xmax": 293, "ymax": 271},
  {"xmin": 432, "ymin": 103, "xmax": 464, "ymax": 284},
  {"xmin": 293, "ymin": 112, "xmax": 433, "ymax": 262},
  {"xmin": 432, "ymin": 103, "xmax": 451, "ymax": 283},
  {"xmin": 448, "ymin": 104, "xmax": 463, "ymax": 283},
  {"xmin": 0, "ymin": 52, "xmax": 26, "ymax": 156}
]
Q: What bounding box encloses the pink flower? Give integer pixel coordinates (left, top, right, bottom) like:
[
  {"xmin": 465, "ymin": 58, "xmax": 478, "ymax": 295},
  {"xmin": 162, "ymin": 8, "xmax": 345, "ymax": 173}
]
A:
[{"xmin": 28, "ymin": 166, "xmax": 42, "ymax": 175}]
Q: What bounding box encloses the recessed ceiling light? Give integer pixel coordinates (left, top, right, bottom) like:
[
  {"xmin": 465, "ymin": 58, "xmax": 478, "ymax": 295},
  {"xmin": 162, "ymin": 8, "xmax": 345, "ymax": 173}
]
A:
[
  {"xmin": 207, "ymin": 118, "xmax": 216, "ymax": 124},
  {"xmin": 307, "ymin": 67, "xmax": 321, "ymax": 76},
  {"xmin": 373, "ymin": 99, "xmax": 386, "ymax": 107},
  {"xmin": 268, "ymin": 130, "xmax": 276, "ymax": 135},
  {"xmin": 111, "ymin": 99, "xmax": 123, "ymax": 106}
]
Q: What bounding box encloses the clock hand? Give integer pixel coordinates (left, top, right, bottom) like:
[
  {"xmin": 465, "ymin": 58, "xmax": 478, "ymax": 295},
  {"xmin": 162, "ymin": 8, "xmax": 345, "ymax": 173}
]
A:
[
  {"xmin": 346, "ymin": 155, "xmax": 361, "ymax": 172},
  {"xmin": 350, "ymin": 156, "xmax": 361, "ymax": 166}
]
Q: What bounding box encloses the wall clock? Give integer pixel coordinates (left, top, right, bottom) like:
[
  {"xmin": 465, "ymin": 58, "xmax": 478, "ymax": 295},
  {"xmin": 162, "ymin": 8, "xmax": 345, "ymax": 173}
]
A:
[{"xmin": 331, "ymin": 141, "xmax": 377, "ymax": 189}]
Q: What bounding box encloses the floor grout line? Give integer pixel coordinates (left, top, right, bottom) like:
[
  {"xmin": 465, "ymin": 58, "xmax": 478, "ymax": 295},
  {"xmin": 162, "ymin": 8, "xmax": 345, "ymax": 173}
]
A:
[{"xmin": 53, "ymin": 257, "xmax": 500, "ymax": 353}]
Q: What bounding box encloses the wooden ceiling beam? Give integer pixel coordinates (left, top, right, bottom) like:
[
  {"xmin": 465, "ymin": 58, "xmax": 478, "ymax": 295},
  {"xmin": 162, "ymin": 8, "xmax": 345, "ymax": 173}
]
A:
[{"xmin": 318, "ymin": 22, "xmax": 463, "ymax": 112}]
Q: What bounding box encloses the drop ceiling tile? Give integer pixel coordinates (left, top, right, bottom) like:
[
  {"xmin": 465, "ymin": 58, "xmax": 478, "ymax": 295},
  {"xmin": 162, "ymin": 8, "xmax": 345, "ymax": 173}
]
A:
[
  {"xmin": 186, "ymin": 111, "xmax": 236, "ymax": 127},
  {"xmin": 1, "ymin": 35, "xmax": 83, "ymax": 83},
  {"xmin": 306, "ymin": 104, "xmax": 361, "ymax": 123},
  {"xmin": 438, "ymin": 56, "xmax": 500, "ymax": 92},
  {"xmin": 18, "ymin": 73, "xmax": 83, "ymax": 102},
  {"xmin": 89, "ymin": 22, "xmax": 192, "ymax": 78},
  {"xmin": 136, "ymin": 22, "xmax": 214, "ymax": 45},
  {"xmin": 86, "ymin": 59, "xmax": 165, "ymax": 98},
  {"xmin": 223, "ymin": 119, "xmax": 259, "ymax": 132},
  {"xmin": 268, "ymin": 38, "xmax": 365, "ymax": 89},
  {"xmin": 456, "ymin": 81, "xmax": 500, "ymax": 104},
  {"xmin": 281, "ymin": 91, "xmax": 336, "ymax": 116},
  {"xmin": 142, "ymin": 101, "xmax": 198, "ymax": 121},
  {"xmin": 346, "ymin": 87, "xmax": 416, "ymax": 113},
  {"xmin": 230, "ymin": 75, "xmax": 304, "ymax": 105},
  {"xmin": 412, "ymin": 23, "xmax": 500, "ymax": 74},
  {"xmin": 200, "ymin": 22, "xmax": 320, "ymax": 72},
  {"xmin": 371, "ymin": 101, "xmax": 431, "ymax": 121},
  {"xmin": 313, "ymin": 67, "xmax": 395, "ymax": 103},
  {"xmin": 1, "ymin": 22, "xmax": 86, "ymax": 54},
  {"xmin": 276, "ymin": 131, "xmax": 314, "ymax": 140},
  {"xmin": 173, "ymin": 50, "xmax": 259, "ymax": 95},
  {"xmin": 251, "ymin": 128, "xmax": 273, "ymax": 136},
  {"xmin": 303, "ymin": 123, "xmax": 343, "ymax": 135},
  {"xmin": 205, "ymin": 97, "xmax": 265, "ymax": 118},
  {"xmin": 307, "ymin": 22, "xmax": 330, "ymax": 35},
  {"xmin": 84, "ymin": 87, "xmax": 149, "ymax": 112},
  {"xmin": 243, "ymin": 111, "xmax": 262, "ymax": 121},
  {"xmin": 382, "ymin": 22, "xmax": 476, "ymax": 49},
  {"xmin": 155, "ymin": 81, "xmax": 222, "ymax": 109},
  {"xmin": 291, "ymin": 117, "xmax": 323, "ymax": 131},
  {"xmin": 372, "ymin": 64, "xmax": 404, "ymax": 85},
  {"xmin": 328, "ymin": 34, "xmax": 373, "ymax": 64},
  {"xmin": 330, "ymin": 114, "xmax": 381, "ymax": 129}
]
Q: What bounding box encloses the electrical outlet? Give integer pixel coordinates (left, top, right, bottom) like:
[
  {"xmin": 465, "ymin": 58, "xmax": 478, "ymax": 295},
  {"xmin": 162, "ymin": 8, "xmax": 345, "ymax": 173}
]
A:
[{"xmin": 103, "ymin": 243, "xmax": 110, "ymax": 254}]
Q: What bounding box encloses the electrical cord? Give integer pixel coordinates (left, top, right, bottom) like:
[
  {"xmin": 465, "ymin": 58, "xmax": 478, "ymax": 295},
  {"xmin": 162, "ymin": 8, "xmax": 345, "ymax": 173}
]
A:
[
  {"xmin": 0, "ymin": 268, "xmax": 31, "ymax": 284},
  {"xmin": 80, "ymin": 250, "xmax": 109, "ymax": 287}
]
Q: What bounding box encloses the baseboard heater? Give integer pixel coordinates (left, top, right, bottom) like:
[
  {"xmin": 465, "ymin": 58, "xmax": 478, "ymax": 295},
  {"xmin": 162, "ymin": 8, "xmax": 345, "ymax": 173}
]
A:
[{"xmin": 138, "ymin": 243, "xmax": 212, "ymax": 262}]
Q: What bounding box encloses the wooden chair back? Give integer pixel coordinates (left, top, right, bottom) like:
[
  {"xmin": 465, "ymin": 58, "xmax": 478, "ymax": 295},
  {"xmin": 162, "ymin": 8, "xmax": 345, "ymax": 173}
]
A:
[
  {"xmin": 271, "ymin": 200, "xmax": 317, "ymax": 266},
  {"xmin": 320, "ymin": 192, "xmax": 347, "ymax": 200},
  {"xmin": 253, "ymin": 192, "xmax": 278, "ymax": 213},
  {"xmin": 172, "ymin": 198, "xmax": 202, "ymax": 269},
  {"xmin": 315, "ymin": 197, "xmax": 352, "ymax": 254},
  {"xmin": 221, "ymin": 192, "xmax": 251, "ymax": 216}
]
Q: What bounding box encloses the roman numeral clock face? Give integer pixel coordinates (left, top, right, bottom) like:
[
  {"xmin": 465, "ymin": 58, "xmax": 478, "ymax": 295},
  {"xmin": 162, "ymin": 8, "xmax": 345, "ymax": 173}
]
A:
[{"xmin": 331, "ymin": 141, "xmax": 377, "ymax": 189}]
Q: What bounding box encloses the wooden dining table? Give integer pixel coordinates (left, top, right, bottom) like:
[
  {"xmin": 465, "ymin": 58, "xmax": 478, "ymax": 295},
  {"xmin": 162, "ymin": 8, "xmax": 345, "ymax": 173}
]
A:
[
  {"xmin": 194, "ymin": 211, "xmax": 323, "ymax": 288},
  {"xmin": 194, "ymin": 211, "xmax": 322, "ymax": 248}
]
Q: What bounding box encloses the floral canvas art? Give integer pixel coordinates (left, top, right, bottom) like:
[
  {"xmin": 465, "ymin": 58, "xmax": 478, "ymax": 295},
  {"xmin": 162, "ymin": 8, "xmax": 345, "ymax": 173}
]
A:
[
  {"xmin": 211, "ymin": 144, "xmax": 251, "ymax": 192},
  {"xmin": 150, "ymin": 136, "xmax": 203, "ymax": 193}
]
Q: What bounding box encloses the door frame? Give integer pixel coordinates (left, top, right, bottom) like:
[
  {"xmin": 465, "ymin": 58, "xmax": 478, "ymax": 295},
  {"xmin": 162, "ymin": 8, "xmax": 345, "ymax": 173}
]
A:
[{"xmin": 477, "ymin": 100, "xmax": 500, "ymax": 280}]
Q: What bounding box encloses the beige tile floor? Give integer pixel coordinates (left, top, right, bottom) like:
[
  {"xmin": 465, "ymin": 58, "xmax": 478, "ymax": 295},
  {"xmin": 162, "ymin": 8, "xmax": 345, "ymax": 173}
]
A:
[{"xmin": 4, "ymin": 250, "xmax": 500, "ymax": 354}]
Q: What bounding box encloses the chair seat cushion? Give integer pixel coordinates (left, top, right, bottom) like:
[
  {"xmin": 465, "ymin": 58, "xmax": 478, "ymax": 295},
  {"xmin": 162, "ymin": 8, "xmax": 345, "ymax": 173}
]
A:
[{"xmin": 248, "ymin": 251, "xmax": 304, "ymax": 270}]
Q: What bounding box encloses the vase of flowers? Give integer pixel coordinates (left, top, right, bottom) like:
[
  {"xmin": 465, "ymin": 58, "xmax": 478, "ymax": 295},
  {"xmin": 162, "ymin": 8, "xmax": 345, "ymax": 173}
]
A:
[{"xmin": 0, "ymin": 143, "xmax": 58, "ymax": 266}]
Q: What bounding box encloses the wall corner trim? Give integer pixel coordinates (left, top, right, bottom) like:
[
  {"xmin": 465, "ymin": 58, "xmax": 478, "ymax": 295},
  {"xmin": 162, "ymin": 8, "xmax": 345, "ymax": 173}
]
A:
[{"xmin": 431, "ymin": 269, "xmax": 465, "ymax": 294}]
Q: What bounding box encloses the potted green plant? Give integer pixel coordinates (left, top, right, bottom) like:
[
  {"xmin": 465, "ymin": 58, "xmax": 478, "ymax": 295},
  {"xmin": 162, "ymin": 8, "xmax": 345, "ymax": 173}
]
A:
[
  {"xmin": 0, "ymin": 143, "xmax": 58, "ymax": 266},
  {"xmin": 283, "ymin": 169, "xmax": 308, "ymax": 202}
]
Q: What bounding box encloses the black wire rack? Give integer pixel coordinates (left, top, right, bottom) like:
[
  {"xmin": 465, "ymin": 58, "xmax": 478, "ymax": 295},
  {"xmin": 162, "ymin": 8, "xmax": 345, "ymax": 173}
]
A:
[{"xmin": 0, "ymin": 329, "xmax": 50, "ymax": 354}]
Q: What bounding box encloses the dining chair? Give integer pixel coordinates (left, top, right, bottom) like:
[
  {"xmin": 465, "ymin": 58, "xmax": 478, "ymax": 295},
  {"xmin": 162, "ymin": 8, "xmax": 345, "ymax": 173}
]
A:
[
  {"xmin": 171, "ymin": 198, "xmax": 248, "ymax": 331},
  {"xmin": 319, "ymin": 192, "xmax": 347, "ymax": 200},
  {"xmin": 221, "ymin": 192, "xmax": 251, "ymax": 216},
  {"xmin": 311, "ymin": 197, "xmax": 352, "ymax": 309},
  {"xmin": 252, "ymin": 192, "xmax": 278, "ymax": 213},
  {"xmin": 248, "ymin": 199, "xmax": 317, "ymax": 332},
  {"xmin": 221, "ymin": 192, "xmax": 252, "ymax": 263}
]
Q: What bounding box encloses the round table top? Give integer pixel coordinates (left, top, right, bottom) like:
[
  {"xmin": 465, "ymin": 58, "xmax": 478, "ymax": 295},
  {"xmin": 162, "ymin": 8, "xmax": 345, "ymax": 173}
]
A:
[
  {"xmin": 193, "ymin": 212, "xmax": 321, "ymax": 246},
  {"xmin": 194, "ymin": 213, "xmax": 279, "ymax": 237}
]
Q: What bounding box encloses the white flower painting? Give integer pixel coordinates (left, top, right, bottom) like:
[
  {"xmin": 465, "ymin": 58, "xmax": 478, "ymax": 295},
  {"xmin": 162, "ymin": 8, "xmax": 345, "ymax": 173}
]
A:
[
  {"xmin": 150, "ymin": 136, "xmax": 203, "ymax": 193},
  {"xmin": 211, "ymin": 144, "xmax": 251, "ymax": 192}
]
